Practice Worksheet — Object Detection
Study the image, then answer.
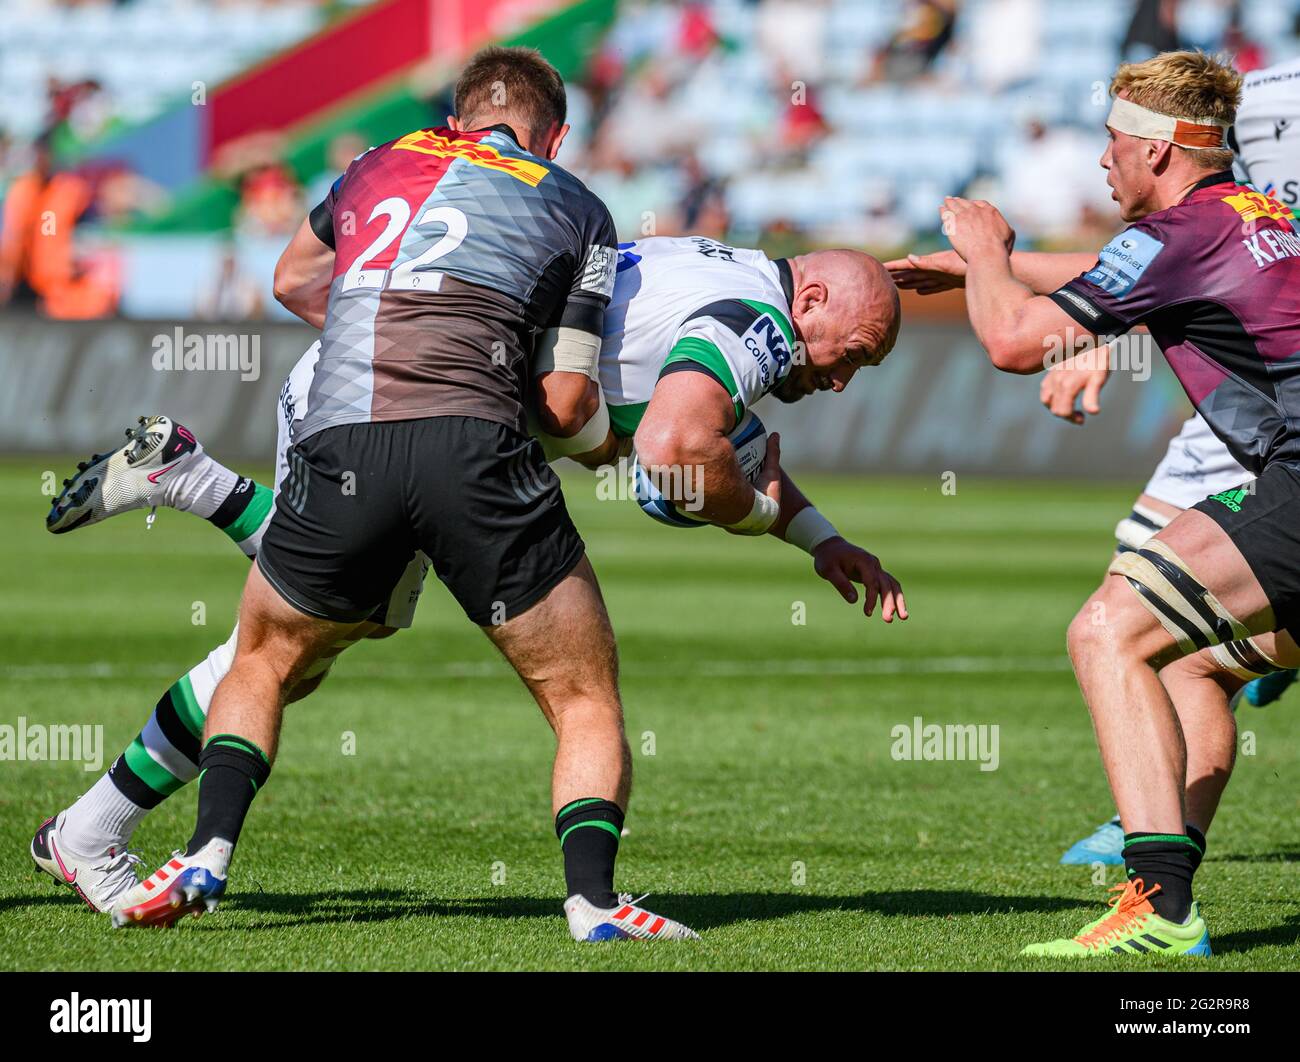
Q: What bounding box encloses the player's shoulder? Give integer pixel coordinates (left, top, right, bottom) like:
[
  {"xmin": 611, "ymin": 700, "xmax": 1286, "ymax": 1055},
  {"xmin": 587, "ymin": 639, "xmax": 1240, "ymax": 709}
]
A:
[{"xmin": 1242, "ymin": 57, "xmax": 1300, "ymax": 99}]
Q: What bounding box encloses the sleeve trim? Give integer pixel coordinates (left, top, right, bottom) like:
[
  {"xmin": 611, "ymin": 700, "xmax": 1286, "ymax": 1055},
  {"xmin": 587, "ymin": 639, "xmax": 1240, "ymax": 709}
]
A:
[
  {"xmin": 1048, "ymin": 285, "xmax": 1129, "ymax": 337},
  {"xmin": 660, "ymin": 337, "xmax": 745, "ymax": 423},
  {"xmin": 308, "ymin": 199, "xmax": 336, "ymax": 250}
]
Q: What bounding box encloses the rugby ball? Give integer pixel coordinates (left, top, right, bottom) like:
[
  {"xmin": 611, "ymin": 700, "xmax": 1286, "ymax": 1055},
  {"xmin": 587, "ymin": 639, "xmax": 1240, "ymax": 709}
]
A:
[{"xmin": 634, "ymin": 411, "xmax": 768, "ymax": 528}]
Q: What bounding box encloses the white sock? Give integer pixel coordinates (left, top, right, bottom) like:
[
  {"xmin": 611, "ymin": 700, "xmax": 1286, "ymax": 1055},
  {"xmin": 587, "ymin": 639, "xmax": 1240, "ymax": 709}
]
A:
[
  {"xmin": 60, "ymin": 773, "xmax": 149, "ymax": 855},
  {"xmin": 162, "ymin": 448, "xmax": 238, "ymax": 519}
]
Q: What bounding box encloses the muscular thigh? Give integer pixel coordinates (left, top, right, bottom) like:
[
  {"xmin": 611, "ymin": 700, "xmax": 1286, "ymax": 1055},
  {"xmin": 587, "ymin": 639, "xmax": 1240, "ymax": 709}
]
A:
[{"xmin": 482, "ymin": 556, "xmax": 619, "ymax": 721}]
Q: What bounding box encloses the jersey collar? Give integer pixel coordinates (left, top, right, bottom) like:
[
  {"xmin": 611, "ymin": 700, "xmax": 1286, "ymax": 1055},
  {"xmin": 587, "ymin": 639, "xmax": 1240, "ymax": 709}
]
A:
[
  {"xmin": 460, "ymin": 123, "xmax": 524, "ymax": 146},
  {"xmin": 1189, "ymin": 170, "xmax": 1236, "ymax": 193},
  {"xmin": 774, "ymin": 257, "xmax": 795, "ymax": 309}
]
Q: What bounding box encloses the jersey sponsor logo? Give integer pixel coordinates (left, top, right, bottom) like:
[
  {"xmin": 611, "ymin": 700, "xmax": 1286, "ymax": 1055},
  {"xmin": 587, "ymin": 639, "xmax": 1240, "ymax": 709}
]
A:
[
  {"xmin": 580, "ymin": 244, "xmax": 617, "ymax": 298},
  {"xmin": 1222, "ymin": 187, "xmax": 1294, "ymax": 225},
  {"xmin": 742, "ymin": 313, "xmax": 791, "ymax": 389},
  {"xmin": 391, "ymin": 130, "xmax": 550, "ymax": 187},
  {"xmin": 1276, "ymin": 118, "xmax": 1292, "ymax": 140},
  {"xmin": 1084, "ymin": 228, "xmax": 1165, "ymax": 296}
]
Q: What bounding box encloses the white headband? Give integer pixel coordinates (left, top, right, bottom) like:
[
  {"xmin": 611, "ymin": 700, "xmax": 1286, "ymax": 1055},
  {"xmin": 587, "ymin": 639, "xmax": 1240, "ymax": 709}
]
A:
[{"xmin": 1106, "ymin": 96, "xmax": 1229, "ymax": 149}]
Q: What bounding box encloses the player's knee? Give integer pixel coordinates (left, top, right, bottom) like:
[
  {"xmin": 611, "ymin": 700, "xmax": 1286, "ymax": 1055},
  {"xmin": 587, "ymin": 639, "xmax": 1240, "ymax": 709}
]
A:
[
  {"xmin": 1066, "ymin": 601, "xmax": 1110, "ymax": 664},
  {"xmin": 1067, "ymin": 583, "xmax": 1153, "ymax": 666},
  {"xmin": 550, "ymin": 691, "xmax": 625, "ymax": 735}
]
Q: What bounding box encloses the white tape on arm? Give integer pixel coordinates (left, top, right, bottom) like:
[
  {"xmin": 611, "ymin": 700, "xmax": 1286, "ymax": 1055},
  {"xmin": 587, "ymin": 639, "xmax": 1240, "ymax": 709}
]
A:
[
  {"xmin": 538, "ymin": 386, "xmax": 611, "ymax": 458},
  {"xmin": 534, "ymin": 327, "xmax": 601, "ymax": 379},
  {"xmin": 785, "ymin": 506, "xmax": 840, "ymax": 554},
  {"xmin": 727, "ymin": 490, "xmax": 780, "ymax": 536}
]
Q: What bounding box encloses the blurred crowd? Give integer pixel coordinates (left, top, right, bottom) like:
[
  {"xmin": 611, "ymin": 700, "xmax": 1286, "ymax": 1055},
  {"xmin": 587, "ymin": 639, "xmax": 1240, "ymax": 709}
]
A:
[
  {"xmin": 559, "ymin": 0, "xmax": 1298, "ymax": 253},
  {"xmin": 2, "ymin": 0, "xmax": 1298, "ymax": 319}
]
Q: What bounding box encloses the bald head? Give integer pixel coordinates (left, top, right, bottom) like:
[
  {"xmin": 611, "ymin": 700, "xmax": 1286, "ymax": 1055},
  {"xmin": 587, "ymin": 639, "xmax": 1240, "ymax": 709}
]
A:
[{"xmin": 773, "ymin": 249, "xmax": 901, "ymax": 402}]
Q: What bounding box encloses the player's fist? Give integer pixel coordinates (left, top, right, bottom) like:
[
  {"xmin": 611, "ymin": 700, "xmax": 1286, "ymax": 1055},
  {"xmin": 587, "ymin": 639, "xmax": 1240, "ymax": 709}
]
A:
[
  {"xmin": 812, "ymin": 538, "xmax": 908, "ymax": 622},
  {"xmin": 940, "ymin": 197, "xmax": 1015, "ymax": 262},
  {"xmin": 884, "ymin": 250, "xmax": 967, "ymax": 294}
]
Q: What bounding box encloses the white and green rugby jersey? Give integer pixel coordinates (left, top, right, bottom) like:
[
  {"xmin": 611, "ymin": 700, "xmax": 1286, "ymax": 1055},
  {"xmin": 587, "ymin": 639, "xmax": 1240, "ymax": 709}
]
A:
[{"xmin": 599, "ymin": 236, "xmax": 797, "ymax": 437}]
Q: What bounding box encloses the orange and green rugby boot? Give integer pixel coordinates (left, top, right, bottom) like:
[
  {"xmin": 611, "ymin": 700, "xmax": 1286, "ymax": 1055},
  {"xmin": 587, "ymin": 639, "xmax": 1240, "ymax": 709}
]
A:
[{"xmin": 1021, "ymin": 878, "xmax": 1211, "ymax": 957}]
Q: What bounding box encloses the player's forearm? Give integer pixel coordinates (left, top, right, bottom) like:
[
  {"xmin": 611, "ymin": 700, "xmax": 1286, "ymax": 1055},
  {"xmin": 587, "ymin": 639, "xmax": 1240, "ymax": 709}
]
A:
[
  {"xmin": 532, "ymin": 374, "xmax": 618, "ymax": 468},
  {"xmin": 965, "ymin": 253, "xmax": 1046, "ymax": 373},
  {"xmin": 279, "ymin": 292, "xmax": 327, "ymax": 329},
  {"xmin": 1009, "ymin": 251, "xmax": 1096, "ymax": 295},
  {"xmin": 772, "ymin": 471, "xmax": 846, "ymax": 554},
  {"xmin": 771, "ymin": 470, "xmax": 812, "ymax": 540},
  {"xmin": 636, "ymin": 424, "xmax": 754, "ymax": 526}
]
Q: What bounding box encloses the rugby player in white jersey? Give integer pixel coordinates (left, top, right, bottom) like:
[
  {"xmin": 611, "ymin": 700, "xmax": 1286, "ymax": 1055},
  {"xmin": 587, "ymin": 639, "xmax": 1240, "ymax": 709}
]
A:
[
  {"xmin": 887, "ymin": 54, "xmax": 1300, "ymax": 869},
  {"xmin": 33, "ymin": 236, "xmax": 904, "ymax": 933}
]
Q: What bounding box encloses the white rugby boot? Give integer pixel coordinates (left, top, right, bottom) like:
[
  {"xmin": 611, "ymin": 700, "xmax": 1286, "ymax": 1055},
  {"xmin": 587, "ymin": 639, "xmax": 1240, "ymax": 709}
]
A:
[
  {"xmin": 46, "ymin": 415, "xmax": 202, "ymax": 533},
  {"xmin": 564, "ymin": 893, "xmax": 700, "ymax": 941},
  {"xmin": 111, "ymin": 838, "xmax": 232, "ymax": 929},
  {"xmin": 30, "ymin": 814, "xmax": 143, "ymax": 913}
]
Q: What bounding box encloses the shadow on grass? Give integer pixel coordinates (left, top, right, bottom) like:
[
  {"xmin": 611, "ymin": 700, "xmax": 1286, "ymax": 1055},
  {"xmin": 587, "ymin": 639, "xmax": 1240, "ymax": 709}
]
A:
[
  {"xmin": 1211, "ymin": 912, "xmax": 1300, "ymax": 954},
  {"xmin": 0, "ymin": 891, "xmax": 87, "ymax": 915},
  {"xmin": 1209, "ymin": 849, "xmax": 1300, "ymax": 864},
  {"xmin": 188, "ymin": 887, "xmax": 1095, "ymax": 931}
]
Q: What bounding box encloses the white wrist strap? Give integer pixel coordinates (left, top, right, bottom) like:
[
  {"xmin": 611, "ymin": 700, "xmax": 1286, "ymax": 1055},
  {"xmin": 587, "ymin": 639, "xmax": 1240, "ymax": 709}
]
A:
[
  {"xmin": 785, "ymin": 506, "xmax": 840, "ymax": 554},
  {"xmin": 539, "ymin": 388, "xmax": 610, "ymax": 458},
  {"xmin": 727, "ymin": 490, "xmax": 780, "ymax": 536}
]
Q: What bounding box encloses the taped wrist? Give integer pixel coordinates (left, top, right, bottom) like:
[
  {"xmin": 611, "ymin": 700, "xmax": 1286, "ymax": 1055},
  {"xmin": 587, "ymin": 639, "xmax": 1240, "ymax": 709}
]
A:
[
  {"xmin": 728, "ymin": 490, "xmax": 780, "ymax": 535},
  {"xmin": 785, "ymin": 506, "xmax": 839, "ymax": 554}
]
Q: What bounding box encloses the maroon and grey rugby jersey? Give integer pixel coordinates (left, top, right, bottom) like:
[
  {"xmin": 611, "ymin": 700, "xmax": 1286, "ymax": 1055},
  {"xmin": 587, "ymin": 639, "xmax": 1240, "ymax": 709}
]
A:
[
  {"xmin": 297, "ymin": 124, "xmax": 617, "ymax": 441},
  {"xmin": 1050, "ymin": 172, "xmax": 1300, "ymax": 475}
]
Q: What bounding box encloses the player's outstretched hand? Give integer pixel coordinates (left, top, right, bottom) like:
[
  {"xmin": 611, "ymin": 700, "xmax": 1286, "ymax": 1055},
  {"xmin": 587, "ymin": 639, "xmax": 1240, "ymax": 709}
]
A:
[
  {"xmin": 1040, "ymin": 354, "xmax": 1110, "ymax": 425},
  {"xmin": 939, "ymin": 197, "xmax": 1015, "ymax": 262},
  {"xmin": 812, "ymin": 538, "xmax": 908, "ymax": 622},
  {"xmin": 884, "ymin": 250, "xmax": 967, "ymax": 294}
]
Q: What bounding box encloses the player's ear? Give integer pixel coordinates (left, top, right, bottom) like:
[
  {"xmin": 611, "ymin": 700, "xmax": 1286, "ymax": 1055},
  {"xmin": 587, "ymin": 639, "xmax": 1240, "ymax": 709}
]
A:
[
  {"xmin": 793, "ymin": 280, "xmax": 828, "ymax": 319},
  {"xmin": 1148, "ymin": 137, "xmax": 1172, "ymax": 174},
  {"xmin": 545, "ymin": 123, "xmax": 571, "ymax": 161},
  {"xmin": 447, "ymin": 115, "xmax": 462, "ymax": 131}
]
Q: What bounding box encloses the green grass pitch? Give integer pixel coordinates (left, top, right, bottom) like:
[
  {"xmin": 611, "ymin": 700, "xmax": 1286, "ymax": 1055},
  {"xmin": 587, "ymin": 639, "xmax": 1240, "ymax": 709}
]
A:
[{"xmin": 1, "ymin": 456, "xmax": 1297, "ymax": 971}]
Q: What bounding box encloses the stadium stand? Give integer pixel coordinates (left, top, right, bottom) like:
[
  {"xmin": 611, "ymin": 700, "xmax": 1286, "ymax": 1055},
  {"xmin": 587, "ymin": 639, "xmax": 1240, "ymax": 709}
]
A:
[{"xmin": 2, "ymin": 0, "xmax": 1299, "ymax": 320}]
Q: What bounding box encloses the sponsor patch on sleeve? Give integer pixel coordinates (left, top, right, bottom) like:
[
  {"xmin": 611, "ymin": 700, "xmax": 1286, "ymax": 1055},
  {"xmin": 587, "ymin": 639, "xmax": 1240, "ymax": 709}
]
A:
[
  {"xmin": 1082, "ymin": 228, "xmax": 1166, "ymax": 297},
  {"xmin": 1055, "ymin": 288, "xmax": 1103, "ymax": 321},
  {"xmin": 579, "ymin": 244, "xmax": 617, "ymax": 299}
]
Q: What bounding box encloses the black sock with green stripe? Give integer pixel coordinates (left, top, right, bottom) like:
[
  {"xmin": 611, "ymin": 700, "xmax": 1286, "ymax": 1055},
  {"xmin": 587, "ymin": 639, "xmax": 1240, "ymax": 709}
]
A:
[
  {"xmin": 555, "ymin": 798, "xmax": 623, "ymax": 908},
  {"xmin": 207, "ymin": 478, "xmax": 273, "ymax": 558},
  {"xmin": 185, "ymin": 734, "xmax": 270, "ymax": 857},
  {"xmin": 1186, "ymin": 824, "xmax": 1207, "ymax": 872},
  {"xmin": 1123, "ymin": 832, "xmax": 1200, "ymax": 924}
]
